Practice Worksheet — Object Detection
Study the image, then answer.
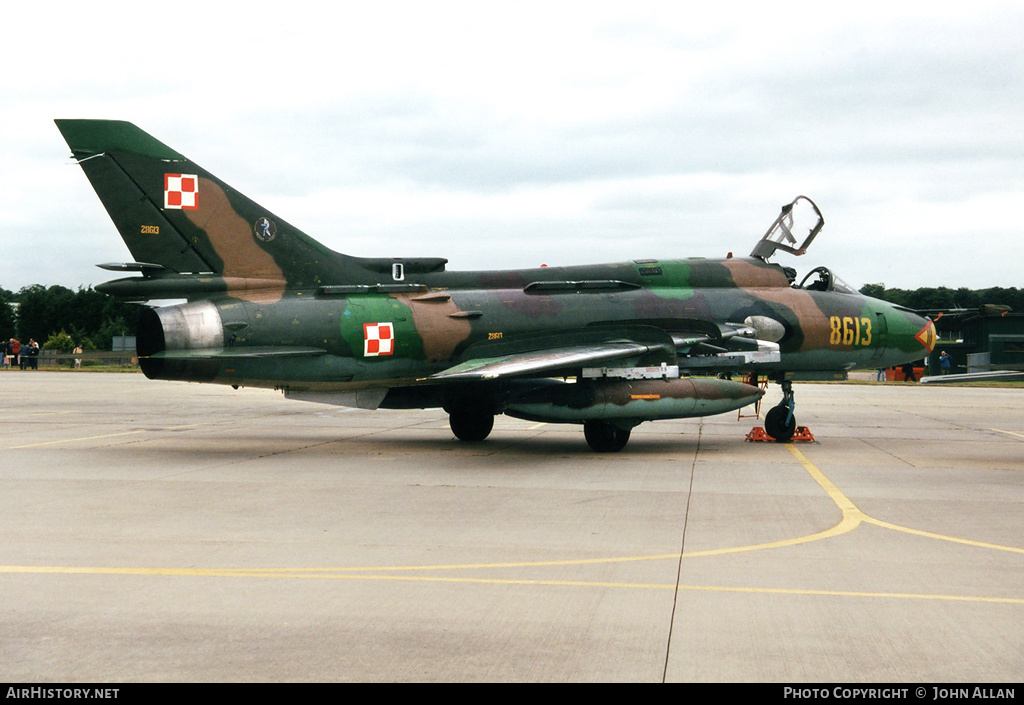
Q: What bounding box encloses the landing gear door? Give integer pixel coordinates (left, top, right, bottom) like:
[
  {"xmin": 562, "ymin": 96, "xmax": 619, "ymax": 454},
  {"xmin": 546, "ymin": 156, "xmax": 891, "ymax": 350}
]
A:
[{"xmin": 750, "ymin": 196, "xmax": 824, "ymax": 261}]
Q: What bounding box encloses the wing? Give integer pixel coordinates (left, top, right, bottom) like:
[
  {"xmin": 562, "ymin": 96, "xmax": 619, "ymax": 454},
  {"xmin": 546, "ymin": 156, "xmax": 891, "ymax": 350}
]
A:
[{"xmin": 429, "ymin": 341, "xmax": 660, "ymax": 382}]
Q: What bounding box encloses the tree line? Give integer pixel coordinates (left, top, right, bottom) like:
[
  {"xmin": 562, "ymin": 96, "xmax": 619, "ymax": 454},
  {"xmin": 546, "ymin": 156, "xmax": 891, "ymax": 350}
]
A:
[
  {"xmin": 858, "ymin": 284, "xmax": 1024, "ymax": 312},
  {"xmin": 0, "ymin": 285, "xmax": 142, "ymax": 352}
]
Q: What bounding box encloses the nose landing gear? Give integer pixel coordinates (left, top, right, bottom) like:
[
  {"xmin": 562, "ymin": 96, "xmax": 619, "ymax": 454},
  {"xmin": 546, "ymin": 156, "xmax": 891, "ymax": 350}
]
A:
[
  {"xmin": 747, "ymin": 379, "xmax": 814, "ymax": 443},
  {"xmin": 764, "ymin": 380, "xmax": 797, "ymax": 442}
]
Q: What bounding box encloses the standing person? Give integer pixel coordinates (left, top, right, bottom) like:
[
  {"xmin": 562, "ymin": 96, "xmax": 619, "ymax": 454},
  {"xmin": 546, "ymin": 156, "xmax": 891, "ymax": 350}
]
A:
[
  {"xmin": 902, "ymin": 362, "xmax": 917, "ymax": 382},
  {"xmin": 74, "ymin": 343, "xmax": 83, "ymax": 369},
  {"xmin": 939, "ymin": 351, "xmax": 951, "ymax": 375},
  {"xmin": 27, "ymin": 339, "xmax": 40, "ymax": 370},
  {"xmin": 10, "ymin": 338, "xmax": 21, "ymax": 369}
]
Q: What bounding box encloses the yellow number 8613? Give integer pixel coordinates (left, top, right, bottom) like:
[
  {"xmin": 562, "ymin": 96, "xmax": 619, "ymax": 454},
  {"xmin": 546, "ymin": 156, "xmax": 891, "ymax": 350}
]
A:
[{"xmin": 829, "ymin": 316, "xmax": 872, "ymax": 347}]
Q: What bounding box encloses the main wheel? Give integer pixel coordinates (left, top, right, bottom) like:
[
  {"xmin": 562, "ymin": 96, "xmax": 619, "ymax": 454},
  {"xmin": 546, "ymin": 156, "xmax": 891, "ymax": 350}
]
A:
[
  {"xmin": 764, "ymin": 404, "xmax": 796, "ymax": 442},
  {"xmin": 449, "ymin": 410, "xmax": 494, "ymax": 442},
  {"xmin": 583, "ymin": 420, "xmax": 631, "ymax": 452}
]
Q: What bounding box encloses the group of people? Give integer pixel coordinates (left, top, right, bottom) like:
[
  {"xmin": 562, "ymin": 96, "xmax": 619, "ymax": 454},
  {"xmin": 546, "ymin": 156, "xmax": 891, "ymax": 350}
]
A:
[
  {"xmin": 3, "ymin": 338, "xmax": 87, "ymax": 369},
  {"xmin": 3, "ymin": 338, "xmax": 40, "ymax": 369}
]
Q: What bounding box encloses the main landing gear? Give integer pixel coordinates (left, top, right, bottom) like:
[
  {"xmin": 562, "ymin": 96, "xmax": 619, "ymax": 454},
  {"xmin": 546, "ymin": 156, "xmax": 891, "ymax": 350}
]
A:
[
  {"xmin": 446, "ymin": 393, "xmax": 636, "ymax": 451},
  {"xmin": 583, "ymin": 420, "xmax": 632, "ymax": 453},
  {"xmin": 449, "ymin": 411, "xmax": 635, "ymax": 452},
  {"xmin": 449, "ymin": 408, "xmax": 494, "ymax": 442}
]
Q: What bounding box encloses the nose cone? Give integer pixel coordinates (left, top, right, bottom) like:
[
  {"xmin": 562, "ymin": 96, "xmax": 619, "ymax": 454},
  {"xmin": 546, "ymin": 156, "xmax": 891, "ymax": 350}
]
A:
[
  {"xmin": 872, "ymin": 302, "xmax": 938, "ymax": 368},
  {"xmin": 914, "ymin": 318, "xmax": 937, "ymax": 354}
]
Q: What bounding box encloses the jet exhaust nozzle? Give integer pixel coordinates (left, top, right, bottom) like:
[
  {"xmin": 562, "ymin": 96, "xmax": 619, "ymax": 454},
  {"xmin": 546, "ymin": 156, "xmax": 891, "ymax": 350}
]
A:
[{"xmin": 137, "ymin": 301, "xmax": 224, "ymax": 382}]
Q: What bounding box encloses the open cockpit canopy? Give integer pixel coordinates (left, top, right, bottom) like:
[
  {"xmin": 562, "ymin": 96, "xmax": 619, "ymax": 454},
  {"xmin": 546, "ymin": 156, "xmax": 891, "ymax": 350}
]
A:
[{"xmin": 750, "ymin": 195, "xmax": 824, "ymax": 261}]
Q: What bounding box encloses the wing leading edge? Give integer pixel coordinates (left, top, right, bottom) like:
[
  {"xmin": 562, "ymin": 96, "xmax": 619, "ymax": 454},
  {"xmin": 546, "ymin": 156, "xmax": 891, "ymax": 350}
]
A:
[{"xmin": 427, "ymin": 341, "xmax": 663, "ymax": 382}]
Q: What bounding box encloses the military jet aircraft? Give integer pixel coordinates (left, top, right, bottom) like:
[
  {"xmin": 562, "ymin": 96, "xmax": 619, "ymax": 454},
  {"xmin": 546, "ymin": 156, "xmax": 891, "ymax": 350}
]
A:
[{"xmin": 56, "ymin": 119, "xmax": 936, "ymax": 450}]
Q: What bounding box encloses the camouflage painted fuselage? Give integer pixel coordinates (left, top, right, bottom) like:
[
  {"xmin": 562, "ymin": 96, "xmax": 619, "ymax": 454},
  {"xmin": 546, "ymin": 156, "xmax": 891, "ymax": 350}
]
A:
[{"xmin": 129, "ymin": 253, "xmax": 934, "ymax": 398}]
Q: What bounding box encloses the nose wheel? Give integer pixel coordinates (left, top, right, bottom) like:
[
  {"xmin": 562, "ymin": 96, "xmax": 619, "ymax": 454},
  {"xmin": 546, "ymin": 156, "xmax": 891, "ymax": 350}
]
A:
[
  {"xmin": 763, "ymin": 380, "xmax": 796, "ymax": 442},
  {"xmin": 764, "ymin": 404, "xmax": 796, "ymax": 442}
]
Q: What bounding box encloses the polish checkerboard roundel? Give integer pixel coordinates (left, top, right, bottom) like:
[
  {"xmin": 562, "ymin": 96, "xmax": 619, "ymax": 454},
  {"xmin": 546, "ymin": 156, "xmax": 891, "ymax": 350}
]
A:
[
  {"xmin": 164, "ymin": 173, "xmax": 199, "ymax": 210},
  {"xmin": 363, "ymin": 322, "xmax": 394, "ymax": 356}
]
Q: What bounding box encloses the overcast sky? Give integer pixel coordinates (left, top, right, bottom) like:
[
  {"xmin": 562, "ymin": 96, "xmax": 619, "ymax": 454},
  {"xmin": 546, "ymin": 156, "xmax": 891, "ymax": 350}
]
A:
[{"xmin": 2, "ymin": 1, "xmax": 1022, "ymax": 294}]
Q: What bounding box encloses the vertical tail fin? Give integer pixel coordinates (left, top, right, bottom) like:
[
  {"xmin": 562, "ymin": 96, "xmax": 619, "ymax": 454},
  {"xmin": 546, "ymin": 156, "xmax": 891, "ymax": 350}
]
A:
[{"xmin": 55, "ymin": 119, "xmax": 341, "ymax": 286}]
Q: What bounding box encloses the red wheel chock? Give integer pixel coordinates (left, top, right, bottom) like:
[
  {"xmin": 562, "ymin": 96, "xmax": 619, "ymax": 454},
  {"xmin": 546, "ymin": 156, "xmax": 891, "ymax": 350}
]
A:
[{"xmin": 746, "ymin": 426, "xmax": 816, "ymax": 442}]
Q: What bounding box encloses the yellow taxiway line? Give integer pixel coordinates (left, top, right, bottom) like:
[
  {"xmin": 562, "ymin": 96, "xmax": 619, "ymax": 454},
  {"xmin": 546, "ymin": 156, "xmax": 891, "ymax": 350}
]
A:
[{"xmin": 2, "ymin": 443, "xmax": 1021, "ymax": 604}]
